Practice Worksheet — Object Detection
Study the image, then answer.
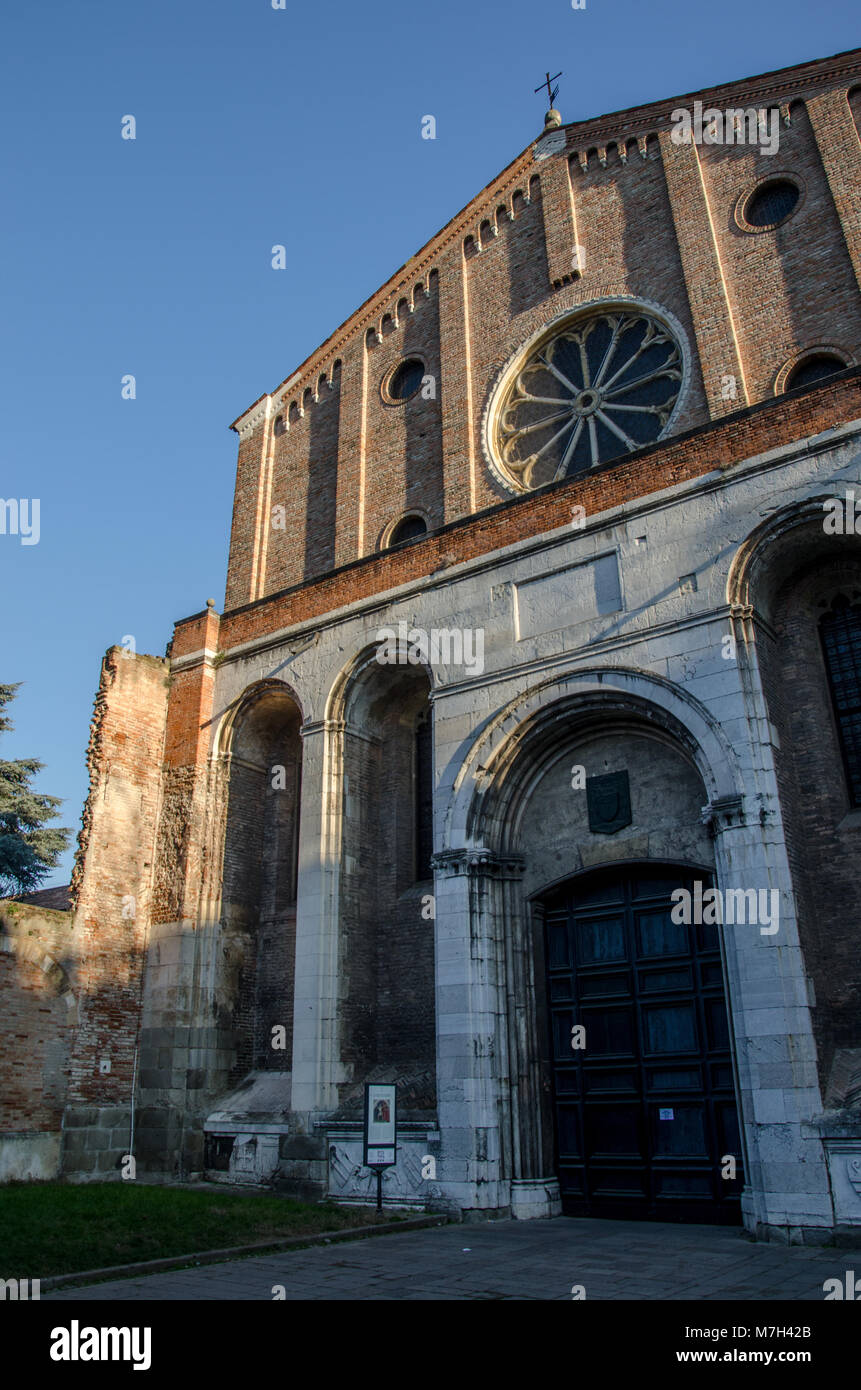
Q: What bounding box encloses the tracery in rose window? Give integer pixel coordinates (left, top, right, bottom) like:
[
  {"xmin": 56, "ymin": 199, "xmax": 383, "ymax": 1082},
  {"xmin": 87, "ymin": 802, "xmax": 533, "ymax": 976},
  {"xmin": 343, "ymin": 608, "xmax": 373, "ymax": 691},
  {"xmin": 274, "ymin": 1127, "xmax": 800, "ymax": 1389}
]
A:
[{"xmin": 495, "ymin": 310, "xmax": 682, "ymax": 490}]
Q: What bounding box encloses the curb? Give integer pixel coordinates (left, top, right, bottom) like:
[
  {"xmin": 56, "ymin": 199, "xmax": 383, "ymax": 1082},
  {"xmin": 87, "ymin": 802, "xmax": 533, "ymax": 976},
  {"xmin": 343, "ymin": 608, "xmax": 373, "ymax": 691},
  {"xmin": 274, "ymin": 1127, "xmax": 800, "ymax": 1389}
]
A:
[{"xmin": 41, "ymin": 1214, "xmax": 450, "ymax": 1291}]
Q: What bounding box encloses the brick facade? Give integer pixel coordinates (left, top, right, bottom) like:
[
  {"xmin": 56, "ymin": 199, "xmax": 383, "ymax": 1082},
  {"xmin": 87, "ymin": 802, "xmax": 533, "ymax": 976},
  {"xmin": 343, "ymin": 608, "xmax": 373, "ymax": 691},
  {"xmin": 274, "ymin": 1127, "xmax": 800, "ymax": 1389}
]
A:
[{"xmin": 224, "ymin": 48, "xmax": 861, "ymax": 612}]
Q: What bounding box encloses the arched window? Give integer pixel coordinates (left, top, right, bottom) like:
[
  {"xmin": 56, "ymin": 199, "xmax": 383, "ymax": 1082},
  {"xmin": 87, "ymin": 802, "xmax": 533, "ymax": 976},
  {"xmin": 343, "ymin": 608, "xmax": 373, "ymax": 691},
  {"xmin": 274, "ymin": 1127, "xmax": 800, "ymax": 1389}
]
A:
[
  {"xmin": 388, "ymin": 514, "xmax": 428, "ymax": 546},
  {"xmin": 785, "ymin": 354, "xmax": 845, "ymax": 392},
  {"xmin": 415, "ymin": 711, "xmax": 433, "ymax": 880},
  {"xmin": 820, "ymin": 594, "xmax": 861, "ymax": 806}
]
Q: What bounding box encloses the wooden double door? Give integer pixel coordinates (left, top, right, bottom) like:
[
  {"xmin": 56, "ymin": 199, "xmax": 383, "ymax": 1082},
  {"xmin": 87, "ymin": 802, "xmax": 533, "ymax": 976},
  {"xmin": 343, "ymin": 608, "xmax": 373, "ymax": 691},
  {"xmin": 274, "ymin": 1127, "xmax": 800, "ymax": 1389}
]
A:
[{"xmin": 542, "ymin": 864, "xmax": 743, "ymax": 1223}]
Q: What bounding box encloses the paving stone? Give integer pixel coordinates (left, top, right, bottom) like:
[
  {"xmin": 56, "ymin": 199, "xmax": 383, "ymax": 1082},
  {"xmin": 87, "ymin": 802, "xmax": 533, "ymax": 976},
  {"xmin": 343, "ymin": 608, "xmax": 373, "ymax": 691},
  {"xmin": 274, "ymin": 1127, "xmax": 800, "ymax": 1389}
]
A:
[{"xmin": 43, "ymin": 1217, "xmax": 860, "ymax": 1302}]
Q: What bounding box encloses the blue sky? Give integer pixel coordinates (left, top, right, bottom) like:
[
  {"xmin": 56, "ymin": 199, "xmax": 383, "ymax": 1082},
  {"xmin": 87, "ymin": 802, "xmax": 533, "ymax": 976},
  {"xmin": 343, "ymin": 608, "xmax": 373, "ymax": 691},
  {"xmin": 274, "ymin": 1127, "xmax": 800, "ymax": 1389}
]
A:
[{"xmin": 1, "ymin": 0, "xmax": 857, "ymax": 886}]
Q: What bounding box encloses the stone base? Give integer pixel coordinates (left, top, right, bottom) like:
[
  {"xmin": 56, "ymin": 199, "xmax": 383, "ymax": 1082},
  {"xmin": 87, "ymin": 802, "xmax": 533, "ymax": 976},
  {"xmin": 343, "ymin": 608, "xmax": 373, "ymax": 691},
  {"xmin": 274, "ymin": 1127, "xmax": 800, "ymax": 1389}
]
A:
[
  {"xmin": 822, "ymin": 1137, "xmax": 861, "ymax": 1226},
  {"xmin": 325, "ymin": 1124, "xmax": 440, "ymax": 1207},
  {"xmin": 510, "ymin": 1177, "xmax": 563, "ymax": 1220},
  {"xmin": 60, "ymin": 1106, "xmax": 133, "ymax": 1179},
  {"xmin": 202, "ymin": 1128, "xmax": 286, "ymax": 1185},
  {"xmin": 749, "ymin": 1222, "xmax": 834, "ymax": 1246}
]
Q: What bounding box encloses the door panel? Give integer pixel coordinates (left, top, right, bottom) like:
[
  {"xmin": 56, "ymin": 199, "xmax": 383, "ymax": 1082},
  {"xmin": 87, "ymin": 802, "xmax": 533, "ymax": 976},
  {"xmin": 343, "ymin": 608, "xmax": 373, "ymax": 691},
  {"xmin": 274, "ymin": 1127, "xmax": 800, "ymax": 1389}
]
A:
[{"xmin": 543, "ymin": 864, "xmax": 744, "ymax": 1223}]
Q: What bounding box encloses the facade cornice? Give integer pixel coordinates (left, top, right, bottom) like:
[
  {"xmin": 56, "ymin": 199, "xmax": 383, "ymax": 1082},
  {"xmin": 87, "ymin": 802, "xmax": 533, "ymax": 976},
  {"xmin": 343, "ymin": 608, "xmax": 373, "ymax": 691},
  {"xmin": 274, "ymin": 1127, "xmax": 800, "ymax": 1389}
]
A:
[{"xmin": 196, "ymin": 381, "xmax": 861, "ymax": 666}]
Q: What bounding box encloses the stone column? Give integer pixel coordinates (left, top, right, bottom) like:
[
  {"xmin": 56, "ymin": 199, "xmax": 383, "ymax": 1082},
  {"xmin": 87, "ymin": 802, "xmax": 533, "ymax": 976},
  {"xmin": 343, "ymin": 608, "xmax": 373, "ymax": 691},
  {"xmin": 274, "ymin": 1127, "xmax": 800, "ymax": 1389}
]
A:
[
  {"xmin": 505, "ymin": 892, "xmax": 561, "ymax": 1218},
  {"xmin": 432, "ymin": 847, "xmax": 534, "ymax": 1215},
  {"xmin": 289, "ymin": 718, "xmax": 345, "ymax": 1118},
  {"xmin": 702, "ymin": 792, "xmax": 832, "ymax": 1240}
]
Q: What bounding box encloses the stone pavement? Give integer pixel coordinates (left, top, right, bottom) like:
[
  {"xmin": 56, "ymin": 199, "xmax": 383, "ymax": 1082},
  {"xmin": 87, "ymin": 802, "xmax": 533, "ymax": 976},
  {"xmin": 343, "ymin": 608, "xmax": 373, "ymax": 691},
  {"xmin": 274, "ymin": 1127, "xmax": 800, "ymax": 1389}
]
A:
[{"xmin": 46, "ymin": 1218, "xmax": 858, "ymax": 1301}]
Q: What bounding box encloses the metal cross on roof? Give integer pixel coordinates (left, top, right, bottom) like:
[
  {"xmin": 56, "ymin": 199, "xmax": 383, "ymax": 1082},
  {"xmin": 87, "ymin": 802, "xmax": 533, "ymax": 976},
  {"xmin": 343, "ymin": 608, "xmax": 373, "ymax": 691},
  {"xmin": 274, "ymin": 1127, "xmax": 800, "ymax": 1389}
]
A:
[{"xmin": 535, "ymin": 70, "xmax": 562, "ymax": 109}]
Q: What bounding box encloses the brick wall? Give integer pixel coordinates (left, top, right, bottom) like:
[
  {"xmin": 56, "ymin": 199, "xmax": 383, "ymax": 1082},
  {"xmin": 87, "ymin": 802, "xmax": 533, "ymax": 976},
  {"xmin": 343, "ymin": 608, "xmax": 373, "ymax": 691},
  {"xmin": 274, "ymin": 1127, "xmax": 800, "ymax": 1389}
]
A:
[
  {"xmin": 0, "ymin": 905, "xmax": 75, "ymax": 1137},
  {"xmin": 698, "ymin": 101, "xmax": 861, "ymax": 400}
]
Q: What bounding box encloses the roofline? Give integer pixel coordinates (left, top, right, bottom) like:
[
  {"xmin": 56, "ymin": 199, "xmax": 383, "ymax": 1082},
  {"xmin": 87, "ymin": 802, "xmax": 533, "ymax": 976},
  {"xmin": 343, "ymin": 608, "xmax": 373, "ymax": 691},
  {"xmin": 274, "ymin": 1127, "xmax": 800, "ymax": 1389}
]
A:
[
  {"xmin": 554, "ymin": 43, "xmax": 861, "ymax": 143},
  {"xmin": 230, "ymin": 44, "xmax": 861, "ymax": 433}
]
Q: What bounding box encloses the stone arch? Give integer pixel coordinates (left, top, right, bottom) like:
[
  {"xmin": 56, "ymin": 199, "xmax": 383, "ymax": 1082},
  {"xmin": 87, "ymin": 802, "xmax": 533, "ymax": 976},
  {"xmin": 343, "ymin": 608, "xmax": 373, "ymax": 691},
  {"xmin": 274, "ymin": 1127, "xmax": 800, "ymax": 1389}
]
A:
[
  {"xmin": 0, "ymin": 929, "xmax": 78, "ymax": 1021},
  {"xmin": 727, "ymin": 496, "xmax": 861, "ymax": 1098},
  {"xmin": 327, "ymin": 641, "xmax": 437, "ymax": 725},
  {"xmin": 216, "ymin": 676, "xmax": 304, "ymax": 759},
  {"xmin": 431, "ymin": 669, "xmax": 758, "ymax": 1217},
  {"xmin": 441, "ymin": 666, "xmax": 743, "ymax": 854},
  {"xmin": 324, "ymin": 644, "xmax": 436, "ymax": 1110},
  {"xmin": 218, "ymin": 678, "xmax": 303, "ymax": 1079},
  {"xmin": 727, "ymin": 493, "xmax": 861, "ymax": 618}
]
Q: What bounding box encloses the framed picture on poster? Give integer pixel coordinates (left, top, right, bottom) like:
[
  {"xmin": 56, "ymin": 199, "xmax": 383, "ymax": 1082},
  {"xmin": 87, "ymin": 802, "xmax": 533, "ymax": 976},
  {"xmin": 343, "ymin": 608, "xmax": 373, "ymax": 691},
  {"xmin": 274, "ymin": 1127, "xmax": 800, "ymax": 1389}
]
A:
[{"xmin": 364, "ymin": 1083, "xmax": 397, "ymax": 1168}]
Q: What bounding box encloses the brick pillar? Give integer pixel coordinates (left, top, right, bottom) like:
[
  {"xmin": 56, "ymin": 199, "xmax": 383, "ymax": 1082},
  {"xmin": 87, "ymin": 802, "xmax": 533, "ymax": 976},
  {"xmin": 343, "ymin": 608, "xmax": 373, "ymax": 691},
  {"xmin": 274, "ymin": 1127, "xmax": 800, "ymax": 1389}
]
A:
[
  {"xmin": 805, "ymin": 89, "xmax": 861, "ymax": 295},
  {"xmin": 536, "ymin": 147, "xmax": 581, "ymax": 289},
  {"xmin": 659, "ymin": 131, "xmax": 749, "ymax": 416},
  {"xmin": 156, "ymin": 603, "xmax": 220, "ymax": 925},
  {"xmin": 437, "ymin": 249, "xmax": 476, "ymax": 516},
  {"xmin": 132, "ymin": 603, "xmax": 221, "ymax": 1176},
  {"xmin": 334, "ymin": 347, "xmax": 368, "ymax": 564},
  {"xmin": 225, "ymin": 400, "xmax": 274, "ymax": 610}
]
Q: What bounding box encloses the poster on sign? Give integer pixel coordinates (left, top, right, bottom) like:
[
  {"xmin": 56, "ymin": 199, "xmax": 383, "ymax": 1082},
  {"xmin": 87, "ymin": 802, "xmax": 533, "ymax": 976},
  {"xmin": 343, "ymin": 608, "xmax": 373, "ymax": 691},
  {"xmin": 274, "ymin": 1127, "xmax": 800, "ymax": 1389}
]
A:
[{"xmin": 364, "ymin": 1083, "xmax": 397, "ymax": 1168}]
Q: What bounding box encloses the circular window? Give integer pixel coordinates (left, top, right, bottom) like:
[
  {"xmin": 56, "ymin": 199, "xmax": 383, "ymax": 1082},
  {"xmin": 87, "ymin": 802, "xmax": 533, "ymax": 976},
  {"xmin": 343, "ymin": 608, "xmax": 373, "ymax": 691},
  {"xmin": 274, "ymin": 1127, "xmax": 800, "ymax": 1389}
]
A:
[
  {"xmin": 784, "ymin": 354, "xmax": 845, "ymax": 392},
  {"xmin": 387, "ymin": 514, "xmax": 428, "ymax": 546},
  {"xmin": 741, "ymin": 178, "xmax": 800, "ymax": 229},
  {"xmin": 489, "ymin": 307, "xmax": 683, "ymax": 490},
  {"xmin": 383, "ymin": 358, "xmax": 425, "ymax": 403}
]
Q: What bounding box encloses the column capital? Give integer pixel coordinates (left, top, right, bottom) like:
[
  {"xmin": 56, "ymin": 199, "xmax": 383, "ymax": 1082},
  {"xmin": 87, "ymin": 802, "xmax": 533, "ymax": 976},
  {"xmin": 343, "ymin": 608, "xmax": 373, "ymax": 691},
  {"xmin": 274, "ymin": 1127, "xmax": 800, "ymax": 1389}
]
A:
[
  {"xmin": 300, "ymin": 717, "xmax": 343, "ymax": 738},
  {"xmin": 701, "ymin": 794, "xmax": 749, "ymax": 835},
  {"xmin": 432, "ymin": 847, "xmax": 526, "ymax": 879},
  {"xmin": 300, "ymin": 717, "xmax": 380, "ymax": 746}
]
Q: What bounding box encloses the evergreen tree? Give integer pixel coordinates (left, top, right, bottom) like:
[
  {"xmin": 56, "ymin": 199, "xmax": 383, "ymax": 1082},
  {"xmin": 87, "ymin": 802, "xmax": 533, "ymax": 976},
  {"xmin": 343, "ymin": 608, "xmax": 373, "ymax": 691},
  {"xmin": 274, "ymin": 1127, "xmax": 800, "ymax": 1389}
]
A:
[{"xmin": 0, "ymin": 684, "xmax": 71, "ymax": 898}]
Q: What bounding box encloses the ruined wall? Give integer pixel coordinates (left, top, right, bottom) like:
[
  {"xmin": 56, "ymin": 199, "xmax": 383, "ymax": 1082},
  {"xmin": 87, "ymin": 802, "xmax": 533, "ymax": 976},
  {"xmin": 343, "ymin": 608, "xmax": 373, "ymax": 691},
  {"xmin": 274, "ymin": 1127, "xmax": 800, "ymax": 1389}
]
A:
[
  {"xmin": 60, "ymin": 649, "xmax": 169, "ymax": 1177},
  {"xmin": 0, "ymin": 904, "xmax": 77, "ymax": 1180}
]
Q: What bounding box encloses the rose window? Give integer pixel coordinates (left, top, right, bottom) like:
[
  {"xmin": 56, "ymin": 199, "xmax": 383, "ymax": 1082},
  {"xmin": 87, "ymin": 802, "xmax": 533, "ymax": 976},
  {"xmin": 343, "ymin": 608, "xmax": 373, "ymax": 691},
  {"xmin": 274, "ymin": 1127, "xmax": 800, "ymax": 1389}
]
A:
[{"xmin": 493, "ymin": 308, "xmax": 683, "ymax": 490}]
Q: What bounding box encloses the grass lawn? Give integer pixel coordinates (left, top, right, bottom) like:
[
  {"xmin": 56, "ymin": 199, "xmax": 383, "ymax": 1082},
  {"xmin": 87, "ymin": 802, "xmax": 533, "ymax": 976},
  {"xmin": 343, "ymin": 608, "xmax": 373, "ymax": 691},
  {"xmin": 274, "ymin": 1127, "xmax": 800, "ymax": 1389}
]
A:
[{"xmin": 0, "ymin": 1182, "xmax": 409, "ymax": 1277}]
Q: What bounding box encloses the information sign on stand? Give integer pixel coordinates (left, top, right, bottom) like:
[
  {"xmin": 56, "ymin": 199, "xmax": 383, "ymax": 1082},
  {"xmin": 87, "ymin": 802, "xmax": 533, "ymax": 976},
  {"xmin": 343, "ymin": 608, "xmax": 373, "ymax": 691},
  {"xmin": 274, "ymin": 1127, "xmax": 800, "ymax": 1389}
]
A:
[{"xmin": 363, "ymin": 1083, "xmax": 397, "ymax": 1212}]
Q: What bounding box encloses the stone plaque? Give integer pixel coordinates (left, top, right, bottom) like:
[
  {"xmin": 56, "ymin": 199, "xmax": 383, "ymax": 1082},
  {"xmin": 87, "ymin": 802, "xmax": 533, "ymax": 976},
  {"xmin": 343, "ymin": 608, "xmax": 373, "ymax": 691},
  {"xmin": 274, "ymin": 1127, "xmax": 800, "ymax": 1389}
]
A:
[{"xmin": 587, "ymin": 770, "xmax": 632, "ymax": 835}]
